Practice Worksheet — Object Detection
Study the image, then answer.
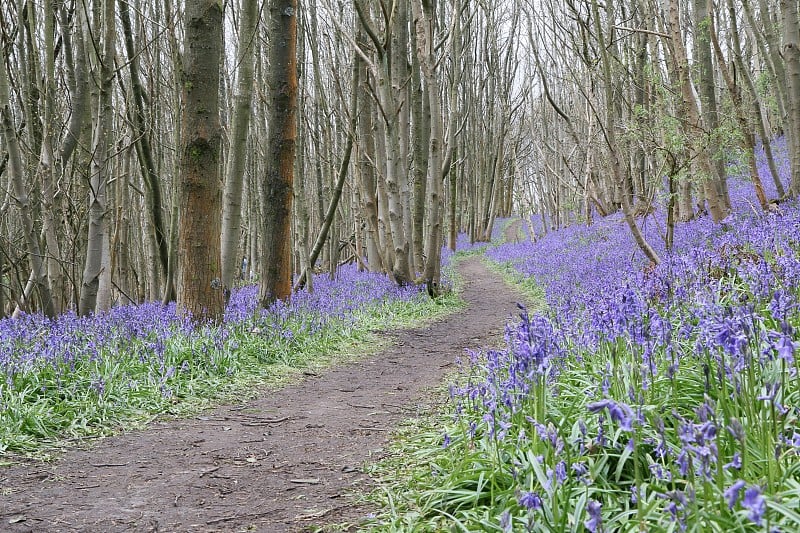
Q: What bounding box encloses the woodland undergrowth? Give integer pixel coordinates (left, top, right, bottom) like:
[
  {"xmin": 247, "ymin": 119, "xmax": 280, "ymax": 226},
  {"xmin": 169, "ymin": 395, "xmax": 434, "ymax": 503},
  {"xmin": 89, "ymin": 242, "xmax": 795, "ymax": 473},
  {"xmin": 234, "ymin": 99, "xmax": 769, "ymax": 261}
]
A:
[
  {"xmin": 0, "ymin": 265, "xmax": 462, "ymax": 458},
  {"xmin": 364, "ymin": 153, "xmax": 800, "ymax": 532}
]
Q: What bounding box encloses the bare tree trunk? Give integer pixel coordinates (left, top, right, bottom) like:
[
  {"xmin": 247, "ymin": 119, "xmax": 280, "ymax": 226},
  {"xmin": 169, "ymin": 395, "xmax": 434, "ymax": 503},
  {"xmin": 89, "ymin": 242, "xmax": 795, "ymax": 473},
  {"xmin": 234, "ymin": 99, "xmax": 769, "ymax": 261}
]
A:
[
  {"xmin": 0, "ymin": 39, "xmax": 56, "ymax": 317},
  {"xmin": 664, "ymin": 0, "xmax": 727, "ymax": 222},
  {"xmin": 709, "ymin": 4, "xmax": 769, "ymax": 210},
  {"xmin": 177, "ymin": 0, "xmax": 225, "ymax": 321},
  {"xmin": 120, "ymin": 0, "xmax": 171, "ymax": 291},
  {"xmin": 80, "ymin": 0, "xmax": 115, "ymax": 315},
  {"xmin": 732, "ymin": 0, "xmax": 785, "ymax": 198},
  {"xmin": 40, "ymin": 1, "xmax": 65, "ymax": 313},
  {"xmin": 259, "ymin": 0, "xmax": 298, "ymax": 305},
  {"xmin": 592, "ymin": 0, "xmax": 660, "ymax": 265},
  {"xmin": 221, "ymin": 0, "xmax": 259, "ymax": 294},
  {"xmin": 355, "ymin": 36, "xmax": 385, "ymax": 273},
  {"xmin": 412, "ymin": 0, "xmax": 445, "ymax": 289},
  {"xmin": 782, "ymin": 0, "xmax": 800, "ymax": 196},
  {"xmin": 295, "ymin": 56, "xmax": 359, "ymax": 291},
  {"xmin": 694, "ymin": 0, "xmax": 730, "ymax": 211},
  {"xmin": 411, "ymin": 45, "xmax": 429, "ymax": 269}
]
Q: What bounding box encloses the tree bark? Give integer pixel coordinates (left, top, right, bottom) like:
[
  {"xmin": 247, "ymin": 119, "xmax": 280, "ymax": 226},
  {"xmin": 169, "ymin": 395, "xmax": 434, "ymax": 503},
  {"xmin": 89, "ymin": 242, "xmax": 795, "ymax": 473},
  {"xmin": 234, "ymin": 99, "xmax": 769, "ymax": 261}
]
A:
[
  {"xmin": 782, "ymin": 0, "xmax": 800, "ymax": 196},
  {"xmin": 79, "ymin": 0, "xmax": 115, "ymax": 315},
  {"xmin": 221, "ymin": 0, "xmax": 260, "ymax": 293},
  {"xmin": 0, "ymin": 37, "xmax": 56, "ymax": 317},
  {"xmin": 177, "ymin": 0, "xmax": 225, "ymax": 321},
  {"xmin": 259, "ymin": 0, "xmax": 298, "ymax": 306}
]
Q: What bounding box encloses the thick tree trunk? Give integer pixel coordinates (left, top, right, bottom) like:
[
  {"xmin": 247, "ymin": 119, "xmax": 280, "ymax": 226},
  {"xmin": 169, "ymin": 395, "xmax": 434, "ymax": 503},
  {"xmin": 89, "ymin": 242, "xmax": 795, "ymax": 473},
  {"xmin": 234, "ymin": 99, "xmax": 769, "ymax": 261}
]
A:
[
  {"xmin": 177, "ymin": 0, "xmax": 225, "ymax": 321},
  {"xmin": 259, "ymin": 0, "xmax": 298, "ymax": 306}
]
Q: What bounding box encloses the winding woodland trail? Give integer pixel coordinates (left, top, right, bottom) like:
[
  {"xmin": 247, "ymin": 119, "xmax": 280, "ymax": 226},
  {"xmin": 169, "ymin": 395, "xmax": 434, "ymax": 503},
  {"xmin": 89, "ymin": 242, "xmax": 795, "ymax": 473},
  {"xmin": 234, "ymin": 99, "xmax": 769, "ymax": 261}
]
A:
[{"xmin": 1, "ymin": 255, "xmax": 524, "ymax": 532}]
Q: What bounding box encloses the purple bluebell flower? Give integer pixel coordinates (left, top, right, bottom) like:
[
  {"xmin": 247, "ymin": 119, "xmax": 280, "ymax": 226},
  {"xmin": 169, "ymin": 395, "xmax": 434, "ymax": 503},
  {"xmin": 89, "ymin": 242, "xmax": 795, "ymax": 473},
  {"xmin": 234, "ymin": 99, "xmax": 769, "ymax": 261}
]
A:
[
  {"xmin": 500, "ymin": 509, "xmax": 512, "ymax": 532},
  {"xmin": 554, "ymin": 461, "xmax": 568, "ymax": 485},
  {"xmin": 742, "ymin": 486, "xmax": 766, "ymax": 526},
  {"xmin": 588, "ymin": 399, "xmax": 634, "ymax": 431},
  {"xmin": 584, "ymin": 500, "xmax": 602, "ymax": 533},
  {"xmin": 724, "ymin": 452, "xmax": 742, "ymax": 470},
  {"xmin": 724, "ymin": 480, "xmax": 746, "ymax": 509},
  {"xmin": 518, "ymin": 491, "xmax": 542, "ymax": 511}
]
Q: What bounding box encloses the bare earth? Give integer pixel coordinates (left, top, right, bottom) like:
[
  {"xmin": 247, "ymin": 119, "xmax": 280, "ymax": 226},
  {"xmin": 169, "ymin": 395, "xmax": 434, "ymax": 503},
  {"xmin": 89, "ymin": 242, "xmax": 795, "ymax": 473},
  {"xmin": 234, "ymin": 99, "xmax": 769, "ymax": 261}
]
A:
[{"xmin": 0, "ymin": 256, "xmax": 523, "ymax": 532}]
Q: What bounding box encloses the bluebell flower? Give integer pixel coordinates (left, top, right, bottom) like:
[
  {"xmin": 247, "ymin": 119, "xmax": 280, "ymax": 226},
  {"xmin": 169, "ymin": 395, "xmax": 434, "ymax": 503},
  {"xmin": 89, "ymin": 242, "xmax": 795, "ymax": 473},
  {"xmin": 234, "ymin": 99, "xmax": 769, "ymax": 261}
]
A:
[
  {"xmin": 584, "ymin": 500, "xmax": 602, "ymax": 533},
  {"xmin": 724, "ymin": 452, "xmax": 742, "ymax": 470},
  {"xmin": 724, "ymin": 480, "xmax": 746, "ymax": 509},
  {"xmin": 499, "ymin": 509, "xmax": 512, "ymax": 532},
  {"xmin": 554, "ymin": 461, "xmax": 568, "ymax": 485},
  {"xmin": 742, "ymin": 486, "xmax": 766, "ymax": 526},
  {"xmin": 518, "ymin": 491, "xmax": 542, "ymax": 511}
]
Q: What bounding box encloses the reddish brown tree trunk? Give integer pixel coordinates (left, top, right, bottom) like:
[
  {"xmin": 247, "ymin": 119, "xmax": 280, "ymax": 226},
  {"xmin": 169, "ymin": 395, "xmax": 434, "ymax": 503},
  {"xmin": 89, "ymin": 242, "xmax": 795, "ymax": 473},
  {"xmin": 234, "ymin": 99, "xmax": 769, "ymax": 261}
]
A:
[{"xmin": 259, "ymin": 0, "xmax": 298, "ymax": 306}]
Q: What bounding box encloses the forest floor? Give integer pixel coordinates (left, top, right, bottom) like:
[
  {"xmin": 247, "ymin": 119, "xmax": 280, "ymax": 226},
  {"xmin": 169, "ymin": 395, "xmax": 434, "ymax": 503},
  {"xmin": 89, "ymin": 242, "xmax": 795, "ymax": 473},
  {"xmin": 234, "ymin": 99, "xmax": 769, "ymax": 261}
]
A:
[{"xmin": 0, "ymin": 235, "xmax": 524, "ymax": 532}]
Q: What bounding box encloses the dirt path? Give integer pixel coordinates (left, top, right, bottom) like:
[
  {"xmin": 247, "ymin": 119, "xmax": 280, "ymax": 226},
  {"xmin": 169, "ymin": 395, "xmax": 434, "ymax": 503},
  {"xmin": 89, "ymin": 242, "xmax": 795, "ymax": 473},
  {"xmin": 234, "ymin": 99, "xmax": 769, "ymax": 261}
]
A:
[{"xmin": 1, "ymin": 257, "xmax": 523, "ymax": 532}]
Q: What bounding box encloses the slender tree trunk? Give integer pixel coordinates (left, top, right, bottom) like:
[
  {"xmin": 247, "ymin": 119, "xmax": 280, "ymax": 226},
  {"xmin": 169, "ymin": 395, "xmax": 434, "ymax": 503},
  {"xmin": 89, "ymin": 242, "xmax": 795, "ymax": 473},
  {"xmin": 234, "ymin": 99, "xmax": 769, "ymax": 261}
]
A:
[
  {"xmin": 80, "ymin": 0, "xmax": 115, "ymax": 315},
  {"xmin": 592, "ymin": 0, "xmax": 660, "ymax": 264},
  {"xmin": 411, "ymin": 45, "xmax": 429, "ymax": 269},
  {"xmin": 221, "ymin": 0, "xmax": 259, "ymax": 294},
  {"xmin": 295, "ymin": 56, "xmax": 359, "ymax": 291},
  {"xmin": 694, "ymin": 0, "xmax": 730, "ymax": 210},
  {"xmin": 177, "ymin": 0, "xmax": 225, "ymax": 321},
  {"xmin": 0, "ymin": 41, "xmax": 56, "ymax": 317},
  {"xmin": 40, "ymin": 1, "xmax": 64, "ymax": 313},
  {"xmin": 782, "ymin": 0, "xmax": 800, "ymax": 196},
  {"xmin": 709, "ymin": 6, "xmax": 769, "ymax": 210},
  {"xmin": 732, "ymin": 0, "xmax": 785, "ymax": 197},
  {"xmin": 412, "ymin": 0, "xmax": 445, "ymax": 289},
  {"xmin": 120, "ymin": 0, "xmax": 171, "ymax": 292},
  {"xmin": 259, "ymin": 0, "xmax": 298, "ymax": 305},
  {"xmin": 664, "ymin": 0, "xmax": 727, "ymax": 222}
]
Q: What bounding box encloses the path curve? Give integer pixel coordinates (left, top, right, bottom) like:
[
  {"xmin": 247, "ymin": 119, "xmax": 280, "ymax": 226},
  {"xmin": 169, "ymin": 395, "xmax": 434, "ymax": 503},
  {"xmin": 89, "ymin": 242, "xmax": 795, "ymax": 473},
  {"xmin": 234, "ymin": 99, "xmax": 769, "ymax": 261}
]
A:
[{"xmin": 1, "ymin": 257, "xmax": 522, "ymax": 532}]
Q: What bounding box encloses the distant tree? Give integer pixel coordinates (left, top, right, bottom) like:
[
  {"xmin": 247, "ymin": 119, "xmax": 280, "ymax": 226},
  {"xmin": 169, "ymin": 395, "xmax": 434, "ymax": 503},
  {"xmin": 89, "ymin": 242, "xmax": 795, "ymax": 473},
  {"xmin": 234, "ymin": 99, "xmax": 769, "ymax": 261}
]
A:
[{"xmin": 177, "ymin": 0, "xmax": 225, "ymax": 321}]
